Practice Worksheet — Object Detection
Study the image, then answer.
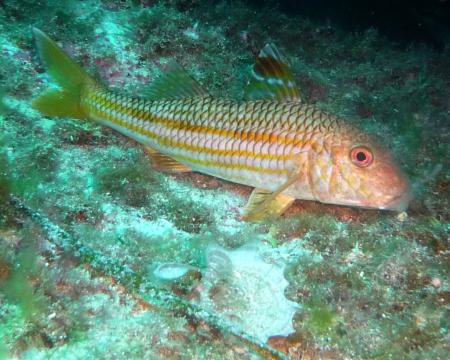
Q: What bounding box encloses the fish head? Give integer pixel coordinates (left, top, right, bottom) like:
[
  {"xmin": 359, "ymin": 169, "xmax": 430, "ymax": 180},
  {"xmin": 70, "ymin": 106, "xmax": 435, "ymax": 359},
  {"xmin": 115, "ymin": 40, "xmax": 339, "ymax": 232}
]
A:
[{"xmin": 307, "ymin": 126, "xmax": 411, "ymax": 211}]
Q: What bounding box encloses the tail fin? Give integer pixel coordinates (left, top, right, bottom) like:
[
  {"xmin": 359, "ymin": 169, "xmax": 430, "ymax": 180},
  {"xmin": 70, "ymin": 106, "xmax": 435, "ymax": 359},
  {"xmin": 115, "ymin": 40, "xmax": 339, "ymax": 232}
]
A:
[{"xmin": 32, "ymin": 28, "xmax": 95, "ymax": 119}]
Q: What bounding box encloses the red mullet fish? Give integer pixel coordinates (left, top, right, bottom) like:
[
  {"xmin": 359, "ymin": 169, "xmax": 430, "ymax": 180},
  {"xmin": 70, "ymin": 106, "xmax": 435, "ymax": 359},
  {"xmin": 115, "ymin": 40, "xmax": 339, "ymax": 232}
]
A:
[{"xmin": 32, "ymin": 28, "xmax": 410, "ymax": 220}]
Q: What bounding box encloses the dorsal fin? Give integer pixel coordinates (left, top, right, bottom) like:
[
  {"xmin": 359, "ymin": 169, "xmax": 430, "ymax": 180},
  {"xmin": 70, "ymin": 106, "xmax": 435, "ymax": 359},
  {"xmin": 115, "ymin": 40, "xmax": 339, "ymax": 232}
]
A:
[
  {"xmin": 245, "ymin": 43, "xmax": 301, "ymax": 102},
  {"xmin": 144, "ymin": 62, "xmax": 208, "ymax": 100}
]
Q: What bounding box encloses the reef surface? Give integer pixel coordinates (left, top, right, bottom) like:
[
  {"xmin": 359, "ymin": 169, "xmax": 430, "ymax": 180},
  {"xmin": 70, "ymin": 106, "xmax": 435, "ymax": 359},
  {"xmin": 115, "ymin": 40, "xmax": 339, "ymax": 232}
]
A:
[{"xmin": 0, "ymin": 1, "xmax": 448, "ymax": 359}]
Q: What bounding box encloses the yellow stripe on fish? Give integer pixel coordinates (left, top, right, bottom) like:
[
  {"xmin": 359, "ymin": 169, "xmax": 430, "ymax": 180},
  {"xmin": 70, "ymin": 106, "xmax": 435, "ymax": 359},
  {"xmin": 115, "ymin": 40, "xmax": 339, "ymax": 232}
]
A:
[{"xmin": 32, "ymin": 28, "xmax": 411, "ymax": 221}]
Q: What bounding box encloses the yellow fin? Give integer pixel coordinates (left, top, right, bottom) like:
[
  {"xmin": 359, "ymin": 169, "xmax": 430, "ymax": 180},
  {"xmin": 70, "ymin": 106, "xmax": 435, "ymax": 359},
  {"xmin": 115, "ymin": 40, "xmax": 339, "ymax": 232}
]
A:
[
  {"xmin": 145, "ymin": 147, "xmax": 192, "ymax": 173},
  {"xmin": 32, "ymin": 28, "xmax": 96, "ymax": 119},
  {"xmin": 243, "ymin": 188, "xmax": 295, "ymax": 221},
  {"xmin": 33, "ymin": 90, "xmax": 85, "ymax": 119},
  {"xmin": 242, "ymin": 167, "xmax": 302, "ymax": 221}
]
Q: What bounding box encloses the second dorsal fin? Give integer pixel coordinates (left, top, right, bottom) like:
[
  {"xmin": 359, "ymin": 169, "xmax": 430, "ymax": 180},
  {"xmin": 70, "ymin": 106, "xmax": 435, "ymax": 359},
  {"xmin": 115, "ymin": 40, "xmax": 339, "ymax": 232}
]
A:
[
  {"xmin": 245, "ymin": 43, "xmax": 301, "ymax": 102},
  {"xmin": 144, "ymin": 62, "xmax": 208, "ymax": 100}
]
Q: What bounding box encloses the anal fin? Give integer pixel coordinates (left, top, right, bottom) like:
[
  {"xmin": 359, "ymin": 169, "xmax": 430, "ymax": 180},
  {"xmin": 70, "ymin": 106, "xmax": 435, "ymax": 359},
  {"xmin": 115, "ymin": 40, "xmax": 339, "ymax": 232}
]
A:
[
  {"xmin": 243, "ymin": 188, "xmax": 295, "ymax": 221},
  {"xmin": 145, "ymin": 147, "xmax": 192, "ymax": 173}
]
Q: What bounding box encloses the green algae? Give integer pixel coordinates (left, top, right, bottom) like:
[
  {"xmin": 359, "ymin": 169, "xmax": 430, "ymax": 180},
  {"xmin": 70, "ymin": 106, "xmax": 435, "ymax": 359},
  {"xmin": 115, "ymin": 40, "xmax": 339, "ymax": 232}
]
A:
[
  {"xmin": 0, "ymin": 342, "xmax": 7, "ymax": 359},
  {"xmin": 306, "ymin": 304, "xmax": 338, "ymax": 335},
  {"xmin": 0, "ymin": 0, "xmax": 448, "ymax": 358},
  {"xmin": 0, "ymin": 238, "xmax": 52, "ymax": 356},
  {"xmin": 1, "ymin": 249, "xmax": 43, "ymax": 322},
  {"xmin": 95, "ymin": 150, "xmax": 157, "ymax": 208},
  {"xmin": 0, "ymin": 153, "xmax": 10, "ymax": 225}
]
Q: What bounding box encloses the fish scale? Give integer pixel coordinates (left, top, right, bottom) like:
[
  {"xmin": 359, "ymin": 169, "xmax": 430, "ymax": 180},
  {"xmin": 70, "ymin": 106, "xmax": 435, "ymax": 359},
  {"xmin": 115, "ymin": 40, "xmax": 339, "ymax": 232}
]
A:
[
  {"xmin": 32, "ymin": 28, "xmax": 411, "ymax": 219},
  {"xmin": 82, "ymin": 87, "xmax": 340, "ymax": 189}
]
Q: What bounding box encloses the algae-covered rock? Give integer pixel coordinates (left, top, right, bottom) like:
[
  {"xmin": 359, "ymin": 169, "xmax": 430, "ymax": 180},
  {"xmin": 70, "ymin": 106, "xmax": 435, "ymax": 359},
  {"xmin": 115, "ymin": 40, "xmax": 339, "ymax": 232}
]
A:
[{"xmin": 0, "ymin": 0, "xmax": 448, "ymax": 358}]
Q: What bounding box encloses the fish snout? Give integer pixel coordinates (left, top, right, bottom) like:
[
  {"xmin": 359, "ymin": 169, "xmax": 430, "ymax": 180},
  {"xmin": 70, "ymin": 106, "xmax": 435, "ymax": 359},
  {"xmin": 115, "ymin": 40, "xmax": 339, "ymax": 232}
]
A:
[
  {"xmin": 380, "ymin": 166, "xmax": 412, "ymax": 211},
  {"xmin": 384, "ymin": 187, "xmax": 412, "ymax": 211}
]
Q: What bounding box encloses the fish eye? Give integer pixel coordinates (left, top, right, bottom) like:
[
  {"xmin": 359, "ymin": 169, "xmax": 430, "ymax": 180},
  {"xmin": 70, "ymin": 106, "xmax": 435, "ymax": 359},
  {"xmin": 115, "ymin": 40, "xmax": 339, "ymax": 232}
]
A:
[{"xmin": 350, "ymin": 146, "xmax": 373, "ymax": 167}]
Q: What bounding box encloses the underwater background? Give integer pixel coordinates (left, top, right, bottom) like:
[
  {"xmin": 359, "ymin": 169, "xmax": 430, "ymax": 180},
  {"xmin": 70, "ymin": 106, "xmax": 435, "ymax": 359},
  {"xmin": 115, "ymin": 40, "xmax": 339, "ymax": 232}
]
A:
[{"xmin": 0, "ymin": 0, "xmax": 449, "ymax": 359}]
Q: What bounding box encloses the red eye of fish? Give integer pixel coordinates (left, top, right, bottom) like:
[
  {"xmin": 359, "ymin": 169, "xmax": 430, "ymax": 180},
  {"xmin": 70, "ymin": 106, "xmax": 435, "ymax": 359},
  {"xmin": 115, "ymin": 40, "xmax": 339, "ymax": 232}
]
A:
[{"xmin": 350, "ymin": 146, "xmax": 373, "ymax": 167}]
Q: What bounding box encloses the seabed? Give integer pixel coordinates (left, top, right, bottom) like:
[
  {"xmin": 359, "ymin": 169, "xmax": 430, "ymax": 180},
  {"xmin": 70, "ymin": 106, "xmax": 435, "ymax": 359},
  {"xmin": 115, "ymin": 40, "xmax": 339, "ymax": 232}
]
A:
[{"xmin": 0, "ymin": 1, "xmax": 448, "ymax": 359}]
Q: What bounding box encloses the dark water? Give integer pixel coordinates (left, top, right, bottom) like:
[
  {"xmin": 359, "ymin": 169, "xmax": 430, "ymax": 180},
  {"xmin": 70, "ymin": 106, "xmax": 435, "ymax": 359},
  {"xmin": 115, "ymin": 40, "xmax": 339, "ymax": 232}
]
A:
[{"xmin": 260, "ymin": 0, "xmax": 450, "ymax": 48}]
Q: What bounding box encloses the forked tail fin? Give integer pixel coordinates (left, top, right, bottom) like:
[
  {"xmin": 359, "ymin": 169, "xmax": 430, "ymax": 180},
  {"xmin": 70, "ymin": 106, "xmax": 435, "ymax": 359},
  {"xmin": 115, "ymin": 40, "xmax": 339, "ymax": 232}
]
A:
[{"xmin": 32, "ymin": 28, "xmax": 95, "ymax": 119}]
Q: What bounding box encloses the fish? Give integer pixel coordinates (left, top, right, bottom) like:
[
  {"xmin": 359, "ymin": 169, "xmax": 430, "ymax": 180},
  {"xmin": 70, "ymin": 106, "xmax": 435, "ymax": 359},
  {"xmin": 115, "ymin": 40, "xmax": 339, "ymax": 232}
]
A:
[{"xmin": 31, "ymin": 28, "xmax": 411, "ymax": 221}]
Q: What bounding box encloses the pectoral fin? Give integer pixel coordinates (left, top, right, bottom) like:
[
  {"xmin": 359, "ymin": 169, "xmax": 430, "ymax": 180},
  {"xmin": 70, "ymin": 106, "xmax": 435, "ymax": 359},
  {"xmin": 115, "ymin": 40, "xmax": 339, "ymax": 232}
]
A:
[
  {"xmin": 243, "ymin": 188, "xmax": 295, "ymax": 221},
  {"xmin": 242, "ymin": 167, "xmax": 302, "ymax": 221},
  {"xmin": 145, "ymin": 147, "xmax": 192, "ymax": 173}
]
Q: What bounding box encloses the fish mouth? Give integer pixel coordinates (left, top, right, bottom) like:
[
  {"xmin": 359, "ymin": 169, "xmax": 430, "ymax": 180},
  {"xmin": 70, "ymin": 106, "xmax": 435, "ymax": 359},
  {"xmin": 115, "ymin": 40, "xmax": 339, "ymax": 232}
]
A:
[{"xmin": 382, "ymin": 189, "xmax": 412, "ymax": 212}]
